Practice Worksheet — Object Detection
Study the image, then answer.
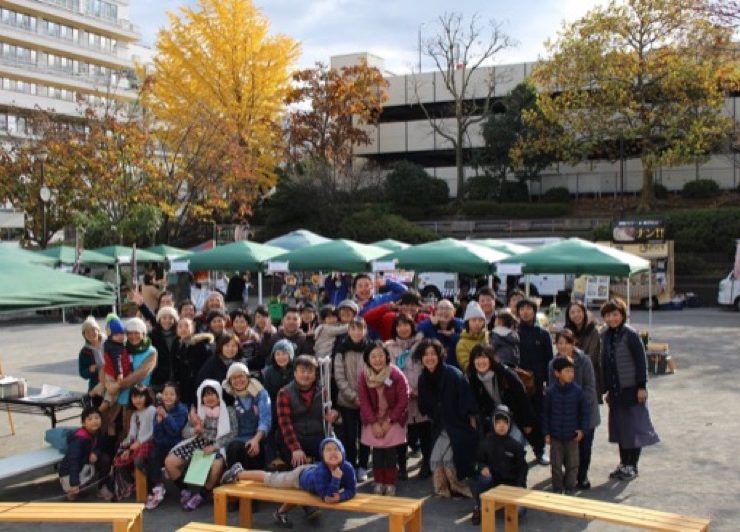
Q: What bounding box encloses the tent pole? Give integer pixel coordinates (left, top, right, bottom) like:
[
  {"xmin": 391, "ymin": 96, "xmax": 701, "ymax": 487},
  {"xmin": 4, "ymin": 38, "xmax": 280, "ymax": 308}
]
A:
[
  {"xmin": 488, "ymin": 275, "xmax": 493, "ymax": 289},
  {"xmin": 258, "ymin": 272, "xmax": 263, "ymax": 305},
  {"xmin": 115, "ymin": 262, "xmax": 120, "ymax": 315},
  {"xmin": 648, "ymin": 267, "xmax": 653, "ymax": 330},
  {"xmin": 525, "ymin": 275, "xmax": 531, "ymax": 297},
  {"xmin": 626, "ymin": 275, "xmax": 631, "ymax": 322}
]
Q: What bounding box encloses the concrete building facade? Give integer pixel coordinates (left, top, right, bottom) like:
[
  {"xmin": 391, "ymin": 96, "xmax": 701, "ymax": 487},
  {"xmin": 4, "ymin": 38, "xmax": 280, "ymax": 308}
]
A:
[{"xmin": 333, "ymin": 53, "xmax": 740, "ymax": 198}]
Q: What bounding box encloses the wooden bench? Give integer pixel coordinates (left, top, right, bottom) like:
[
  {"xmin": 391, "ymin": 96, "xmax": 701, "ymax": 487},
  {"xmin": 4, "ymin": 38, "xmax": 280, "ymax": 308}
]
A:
[
  {"xmin": 178, "ymin": 522, "xmax": 266, "ymax": 531},
  {"xmin": 0, "ymin": 447, "xmax": 64, "ymax": 483},
  {"xmin": 214, "ymin": 480, "xmax": 422, "ymax": 532},
  {"xmin": 480, "ymin": 485, "xmax": 711, "ymax": 532},
  {"xmin": 134, "ymin": 466, "xmax": 147, "ymax": 503},
  {"xmin": 0, "ymin": 502, "xmax": 144, "ymax": 532}
]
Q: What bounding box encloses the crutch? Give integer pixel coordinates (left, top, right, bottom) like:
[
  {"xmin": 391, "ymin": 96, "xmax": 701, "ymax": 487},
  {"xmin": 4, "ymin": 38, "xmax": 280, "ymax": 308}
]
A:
[{"xmin": 318, "ymin": 356, "xmax": 335, "ymax": 437}]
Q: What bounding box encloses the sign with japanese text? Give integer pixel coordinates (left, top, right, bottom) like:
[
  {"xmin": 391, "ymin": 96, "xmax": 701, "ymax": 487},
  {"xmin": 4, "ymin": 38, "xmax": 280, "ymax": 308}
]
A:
[{"xmin": 612, "ymin": 219, "xmax": 665, "ymax": 243}]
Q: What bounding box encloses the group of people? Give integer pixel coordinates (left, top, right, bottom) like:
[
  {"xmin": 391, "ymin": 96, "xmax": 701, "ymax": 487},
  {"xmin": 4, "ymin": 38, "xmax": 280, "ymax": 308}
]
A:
[{"xmin": 67, "ymin": 272, "xmax": 659, "ymax": 528}]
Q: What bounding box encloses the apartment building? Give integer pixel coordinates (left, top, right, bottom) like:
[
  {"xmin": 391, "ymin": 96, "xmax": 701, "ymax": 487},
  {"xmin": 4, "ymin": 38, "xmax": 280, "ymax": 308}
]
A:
[
  {"xmin": 0, "ymin": 0, "xmax": 141, "ymax": 135},
  {"xmin": 333, "ymin": 53, "xmax": 739, "ymax": 198},
  {"xmin": 0, "ymin": 0, "xmax": 142, "ymax": 235}
]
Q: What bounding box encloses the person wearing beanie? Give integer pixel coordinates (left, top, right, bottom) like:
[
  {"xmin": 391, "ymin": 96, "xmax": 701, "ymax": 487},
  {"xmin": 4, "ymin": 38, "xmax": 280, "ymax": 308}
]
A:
[
  {"xmin": 516, "ymin": 297, "xmax": 554, "ymax": 466},
  {"xmin": 260, "ymin": 307, "xmax": 310, "ymax": 365},
  {"xmin": 336, "ymin": 299, "xmax": 360, "ymax": 323},
  {"xmin": 222, "ymin": 363, "xmax": 271, "ymax": 471},
  {"xmin": 470, "ymin": 404, "xmax": 528, "ymax": 525},
  {"xmin": 102, "ymin": 315, "xmax": 129, "ymax": 412},
  {"xmin": 416, "ymin": 299, "xmax": 464, "ymax": 369},
  {"xmin": 78, "ymin": 316, "xmax": 106, "ymax": 398},
  {"xmin": 262, "ymin": 339, "xmax": 296, "ymax": 468},
  {"xmin": 456, "ymin": 301, "xmax": 490, "ymax": 372},
  {"xmin": 120, "ymin": 318, "xmax": 157, "ymax": 410},
  {"xmin": 150, "ymin": 307, "xmax": 181, "ymax": 389},
  {"xmin": 221, "ymin": 436, "xmax": 356, "ymax": 528},
  {"xmin": 543, "ymin": 356, "xmax": 589, "ymax": 495}
]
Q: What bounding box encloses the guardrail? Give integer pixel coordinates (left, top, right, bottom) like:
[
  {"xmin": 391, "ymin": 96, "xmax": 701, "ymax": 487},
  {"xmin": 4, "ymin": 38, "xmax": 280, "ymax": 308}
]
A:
[{"xmin": 416, "ymin": 217, "xmax": 612, "ymax": 237}]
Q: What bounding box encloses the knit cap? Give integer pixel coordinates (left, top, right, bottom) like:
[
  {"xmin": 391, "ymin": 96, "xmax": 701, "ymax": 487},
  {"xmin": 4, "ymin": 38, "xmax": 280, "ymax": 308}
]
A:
[
  {"xmin": 126, "ymin": 317, "xmax": 148, "ymax": 334},
  {"xmin": 272, "ymin": 339, "xmax": 295, "ymax": 361},
  {"xmin": 106, "ymin": 314, "xmax": 125, "ymax": 336},
  {"xmin": 156, "ymin": 306, "xmax": 179, "ymax": 322},
  {"xmin": 337, "ymin": 299, "xmax": 359, "ymax": 315},
  {"xmin": 463, "ymin": 301, "xmax": 486, "ymax": 322}
]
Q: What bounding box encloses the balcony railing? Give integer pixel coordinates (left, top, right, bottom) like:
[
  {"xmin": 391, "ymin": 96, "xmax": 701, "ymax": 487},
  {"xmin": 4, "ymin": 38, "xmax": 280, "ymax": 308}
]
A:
[
  {"xmin": 25, "ymin": 0, "xmax": 140, "ymax": 35},
  {"xmin": 0, "ymin": 17, "xmax": 123, "ymax": 59},
  {"xmin": 0, "ymin": 54, "xmax": 135, "ymax": 91}
]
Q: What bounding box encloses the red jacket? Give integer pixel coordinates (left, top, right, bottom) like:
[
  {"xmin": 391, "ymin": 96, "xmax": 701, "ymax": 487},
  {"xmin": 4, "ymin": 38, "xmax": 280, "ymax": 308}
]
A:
[
  {"xmin": 362, "ymin": 303, "xmax": 430, "ymax": 341},
  {"xmin": 357, "ymin": 364, "xmax": 409, "ymax": 426}
]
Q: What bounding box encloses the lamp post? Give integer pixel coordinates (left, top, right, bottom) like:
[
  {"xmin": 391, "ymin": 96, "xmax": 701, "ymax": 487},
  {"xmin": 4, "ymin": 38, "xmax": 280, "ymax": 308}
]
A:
[
  {"xmin": 35, "ymin": 146, "xmax": 50, "ymax": 248},
  {"xmin": 418, "ymin": 22, "xmax": 425, "ymax": 73}
]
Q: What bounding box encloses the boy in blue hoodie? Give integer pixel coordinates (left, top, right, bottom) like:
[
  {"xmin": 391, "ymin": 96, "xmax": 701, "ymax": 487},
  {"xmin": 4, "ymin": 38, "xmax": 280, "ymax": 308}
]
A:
[
  {"xmin": 59, "ymin": 407, "xmax": 113, "ymax": 501},
  {"xmin": 221, "ymin": 436, "xmax": 356, "ymax": 528},
  {"xmin": 543, "ymin": 356, "xmax": 589, "ymax": 495}
]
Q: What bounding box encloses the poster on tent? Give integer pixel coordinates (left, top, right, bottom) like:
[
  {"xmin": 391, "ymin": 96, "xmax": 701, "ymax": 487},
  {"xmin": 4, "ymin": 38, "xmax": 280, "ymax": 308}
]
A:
[{"xmin": 584, "ymin": 276, "xmax": 610, "ymax": 307}]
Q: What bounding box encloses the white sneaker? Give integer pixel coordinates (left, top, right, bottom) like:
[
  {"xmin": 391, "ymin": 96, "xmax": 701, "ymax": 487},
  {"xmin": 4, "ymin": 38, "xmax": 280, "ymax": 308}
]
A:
[
  {"xmin": 145, "ymin": 484, "xmax": 166, "ymax": 510},
  {"xmin": 356, "ymin": 467, "xmax": 368, "ymax": 481},
  {"xmin": 373, "ymin": 483, "xmax": 385, "ymax": 495},
  {"xmin": 384, "ymin": 484, "xmax": 396, "ymax": 496}
]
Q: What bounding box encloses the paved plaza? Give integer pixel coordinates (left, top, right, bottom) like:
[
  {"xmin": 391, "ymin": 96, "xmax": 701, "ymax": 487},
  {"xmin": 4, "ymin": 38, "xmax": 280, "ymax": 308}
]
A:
[{"xmin": 0, "ymin": 308, "xmax": 738, "ymax": 531}]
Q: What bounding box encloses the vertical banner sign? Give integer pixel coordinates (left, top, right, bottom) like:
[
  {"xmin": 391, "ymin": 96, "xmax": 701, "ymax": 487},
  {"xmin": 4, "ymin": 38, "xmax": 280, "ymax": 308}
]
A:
[
  {"xmin": 734, "ymin": 239, "xmax": 740, "ymax": 280},
  {"xmin": 73, "ymin": 228, "xmax": 83, "ymax": 274},
  {"xmin": 131, "ymin": 244, "xmax": 138, "ymax": 289}
]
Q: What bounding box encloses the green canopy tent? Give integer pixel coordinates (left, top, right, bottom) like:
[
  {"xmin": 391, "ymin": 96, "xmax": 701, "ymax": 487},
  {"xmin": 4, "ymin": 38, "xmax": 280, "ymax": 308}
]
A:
[
  {"xmin": 371, "ymin": 239, "xmax": 410, "ymax": 252},
  {"xmin": 276, "ymin": 239, "xmax": 389, "ymax": 273},
  {"xmin": 0, "ymin": 257, "xmax": 115, "ymax": 311},
  {"xmin": 469, "ymin": 239, "xmax": 531, "ymax": 256},
  {"xmin": 36, "ymin": 245, "xmax": 115, "ymax": 266},
  {"xmin": 497, "ymin": 237, "xmax": 652, "ymax": 322},
  {"xmin": 264, "ymin": 229, "xmax": 330, "ymax": 251},
  {"xmin": 186, "ymin": 240, "xmax": 287, "ymax": 303},
  {"xmin": 381, "ymin": 238, "xmax": 509, "ymax": 276},
  {"xmin": 145, "ymin": 245, "xmax": 190, "ymax": 261},
  {"xmin": 0, "ymin": 245, "xmax": 58, "ymax": 267}
]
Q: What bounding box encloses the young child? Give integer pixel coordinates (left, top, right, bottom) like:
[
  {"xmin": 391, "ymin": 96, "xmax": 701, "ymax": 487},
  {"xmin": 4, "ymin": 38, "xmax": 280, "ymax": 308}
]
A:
[
  {"xmin": 456, "ymin": 301, "xmax": 490, "ymax": 372},
  {"xmin": 59, "ymin": 407, "xmax": 113, "ymax": 501},
  {"xmin": 112, "ymin": 384, "xmax": 156, "ymax": 500},
  {"xmin": 102, "ymin": 315, "xmax": 130, "ymax": 407},
  {"xmin": 470, "ymin": 405, "xmax": 528, "ymax": 525},
  {"xmin": 78, "ymin": 316, "xmax": 106, "ymax": 400},
  {"xmin": 312, "ymin": 305, "xmax": 348, "ymax": 359},
  {"xmin": 358, "ymin": 342, "xmax": 409, "ymax": 496},
  {"xmin": 543, "ymin": 356, "xmax": 589, "ymax": 495},
  {"xmin": 221, "ymin": 437, "xmax": 356, "ymax": 528},
  {"xmin": 145, "ymin": 382, "xmax": 188, "ymax": 510},
  {"xmin": 490, "ymin": 310, "xmax": 520, "ymax": 368},
  {"xmin": 164, "ymin": 379, "xmax": 236, "ymax": 511}
]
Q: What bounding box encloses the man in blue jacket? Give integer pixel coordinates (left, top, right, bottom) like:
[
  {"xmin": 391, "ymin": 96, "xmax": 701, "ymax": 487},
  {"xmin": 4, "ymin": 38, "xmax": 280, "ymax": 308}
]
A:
[
  {"xmin": 416, "ymin": 299, "xmax": 464, "ymax": 368},
  {"xmin": 221, "ymin": 436, "xmax": 356, "ymax": 528}
]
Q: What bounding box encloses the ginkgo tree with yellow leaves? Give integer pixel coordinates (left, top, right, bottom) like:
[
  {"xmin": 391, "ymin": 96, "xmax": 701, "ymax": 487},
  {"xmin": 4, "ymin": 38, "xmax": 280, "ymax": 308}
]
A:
[
  {"xmin": 142, "ymin": 0, "xmax": 299, "ymax": 240},
  {"xmin": 528, "ymin": 0, "xmax": 738, "ymax": 211}
]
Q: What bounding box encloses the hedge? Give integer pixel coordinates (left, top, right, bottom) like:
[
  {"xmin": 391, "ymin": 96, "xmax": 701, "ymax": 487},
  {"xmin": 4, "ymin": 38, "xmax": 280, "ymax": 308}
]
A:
[
  {"xmin": 542, "ymin": 187, "xmax": 571, "ymax": 203},
  {"xmin": 664, "ymin": 207, "xmax": 740, "ymax": 256},
  {"xmin": 461, "ymin": 201, "xmax": 570, "ymax": 218},
  {"xmin": 682, "ymin": 179, "xmax": 720, "ymax": 199}
]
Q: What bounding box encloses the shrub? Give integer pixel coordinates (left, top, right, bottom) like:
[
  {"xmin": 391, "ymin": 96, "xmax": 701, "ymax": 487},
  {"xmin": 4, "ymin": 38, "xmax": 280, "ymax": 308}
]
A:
[
  {"xmin": 674, "ymin": 254, "xmax": 710, "ymax": 276},
  {"xmin": 664, "ymin": 207, "xmax": 740, "ymax": 256},
  {"xmin": 464, "ymin": 175, "xmax": 499, "ymax": 200},
  {"xmin": 499, "ymin": 180, "xmax": 529, "ymax": 202},
  {"xmin": 339, "ymin": 209, "xmax": 437, "ymax": 244},
  {"xmin": 653, "ymin": 183, "xmax": 669, "ymax": 200},
  {"xmin": 385, "ymin": 161, "xmax": 449, "ymax": 208},
  {"xmin": 681, "ymin": 179, "xmax": 720, "ymax": 199},
  {"xmin": 460, "ymin": 201, "xmax": 570, "ymax": 218},
  {"xmin": 542, "ymin": 186, "xmax": 571, "ymax": 203},
  {"xmin": 592, "ymin": 224, "xmax": 611, "ymax": 241}
]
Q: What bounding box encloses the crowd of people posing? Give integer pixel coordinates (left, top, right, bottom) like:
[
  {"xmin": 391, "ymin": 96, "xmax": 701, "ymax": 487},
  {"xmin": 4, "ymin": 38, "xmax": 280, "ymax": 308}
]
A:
[{"xmin": 68, "ymin": 274, "xmax": 659, "ymax": 527}]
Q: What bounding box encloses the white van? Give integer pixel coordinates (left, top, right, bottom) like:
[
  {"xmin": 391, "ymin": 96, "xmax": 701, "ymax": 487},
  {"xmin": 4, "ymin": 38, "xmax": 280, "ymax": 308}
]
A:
[{"xmin": 718, "ymin": 271, "xmax": 740, "ymax": 311}]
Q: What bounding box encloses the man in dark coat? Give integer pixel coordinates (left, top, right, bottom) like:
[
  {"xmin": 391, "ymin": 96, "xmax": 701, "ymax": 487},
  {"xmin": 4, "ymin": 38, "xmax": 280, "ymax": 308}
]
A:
[{"xmin": 516, "ymin": 298, "xmax": 553, "ymax": 465}]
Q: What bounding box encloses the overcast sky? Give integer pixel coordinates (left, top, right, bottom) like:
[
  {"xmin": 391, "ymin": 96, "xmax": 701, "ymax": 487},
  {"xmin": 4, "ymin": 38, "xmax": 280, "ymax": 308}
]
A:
[{"xmin": 129, "ymin": 0, "xmax": 605, "ymax": 73}]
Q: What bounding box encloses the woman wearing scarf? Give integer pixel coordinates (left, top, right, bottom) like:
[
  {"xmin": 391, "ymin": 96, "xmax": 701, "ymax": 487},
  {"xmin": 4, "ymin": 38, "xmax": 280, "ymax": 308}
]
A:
[
  {"xmin": 222, "ymin": 363, "xmax": 271, "ymax": 470},
  {"xmin": 600, "ymin": 298, "xmax": 659, "ymax": 482},
  {"xmin": 466, "ymin": 344, "xmax": 534, "ymax": 448},
  {"xmin": 78, "ymin": 316, "xmax": 106, "ymax": 401},
  {"xmin": 358, "ymin": 341, "xmax": 409, "ymax": 496},
  {"xmin": 417, "ymin": 338, "xmax": 478, "ymax": 498},
  {"xmin": 384, "ymin": 315, "xmax": 428, "ymax": 479}
]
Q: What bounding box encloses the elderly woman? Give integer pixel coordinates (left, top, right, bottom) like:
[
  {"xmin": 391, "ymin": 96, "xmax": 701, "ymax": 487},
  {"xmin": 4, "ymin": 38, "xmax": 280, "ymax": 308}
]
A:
[
  {"xmin": 78, "ymin": 316, "xmax": 106, "ymax": 399},
  {"xmin": 417, "ymin": 338, "xmax": 477, "ymax": 498},
  {"xmin": 222, "ymin": 363, "xmax": 271, "ymax": 471},
  {"xmin": 548, "ymin": 328, "xmax": 600, "ymax": 490},
  {"xmin": 600, "ymin": 298, "xmax": 659, "ymax": 482}
]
